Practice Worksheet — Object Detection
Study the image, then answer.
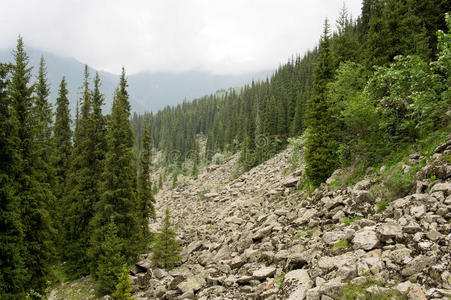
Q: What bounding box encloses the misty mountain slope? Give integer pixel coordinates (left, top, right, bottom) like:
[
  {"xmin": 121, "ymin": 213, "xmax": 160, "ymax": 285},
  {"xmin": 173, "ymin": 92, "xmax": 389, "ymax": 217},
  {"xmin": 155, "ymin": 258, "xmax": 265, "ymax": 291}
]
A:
[{"xmin": 0, "ymin": 48, "xmax": 270, "ymax": 113}]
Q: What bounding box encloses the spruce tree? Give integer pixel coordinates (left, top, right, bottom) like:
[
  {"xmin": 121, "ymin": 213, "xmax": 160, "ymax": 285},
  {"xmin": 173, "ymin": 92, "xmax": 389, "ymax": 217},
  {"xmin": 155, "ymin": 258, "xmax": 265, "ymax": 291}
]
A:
[
  {"xmin": 8, "ymin": 36, "xmax": 55, "ymax": 296},
  {"xmin": 53, "ymin": 77, "xmax": 72, "ymax": 201},
  {"xmin": 90, "ymin": 67, "xmax": 139, "ymax": 276},
  {"xmin": 137, "ymin": 126, "xmax": 155, "ymax": 244},
  {"xmin": 112, "ymin": 265, "xmax": 134, "ymax": 300},
  {"xmin": 0, "ymin": 62, "xmax": 27, "ymax": 299},
  {"xmin": 152, "ymin": 207, "xmax": 181, "ymax": 270},
  {"xmin": 95, "ymin": 219, "xmax": 125, "ymax": 296},
  {"xmin": 33, "ymin": 56, "xmax": 58, "ymax": 249},
  {"xmin": 63, "ymin": 65, "xmax": 94, "ymax": 277},
  {"xmin": 305, "ymin": 20, "xmax": 339, "ymax": 186}
]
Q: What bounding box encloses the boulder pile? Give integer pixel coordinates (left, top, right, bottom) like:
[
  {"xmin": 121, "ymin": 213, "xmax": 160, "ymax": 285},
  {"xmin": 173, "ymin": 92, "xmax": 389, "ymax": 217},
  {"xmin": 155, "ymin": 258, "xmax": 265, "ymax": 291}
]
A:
[{"xmin": 131, "ymin": 139, "xmax": 451, "ymax": 299}]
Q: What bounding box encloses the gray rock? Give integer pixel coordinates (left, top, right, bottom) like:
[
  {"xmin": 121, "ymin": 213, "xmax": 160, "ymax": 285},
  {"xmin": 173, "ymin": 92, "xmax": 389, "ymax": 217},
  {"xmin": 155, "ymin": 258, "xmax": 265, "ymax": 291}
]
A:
[
  {"xmin": 282, "ymin": 269, "xmax": 313, "ymax": 300},
  {"xmin": 411, "ymin": 205, "xmax": 426, "ymax": 219},
  {"xmin": 431, "ymin": 182, "xmax": 451, "ymax": 194},
  {"xmin": 252, "ymin": 266, "xmax": 276, "ymax": 280},
  {"xmin": 376, "ymin": 223, "xmax": 402, "ymax": 241},
  {"xmin": 401, "ymin": 255, "xmax": 437, "ymax": 276},
  {"xmin": 284, "ymin": 176, "xmax": 300, "ymax": 187},
  {"xmin": 229, "ymin": 255, "xmax": 245, "ymax": 269},
  {"xmin": 319, "ymin": 281, "xmax": 344, "ymax": 298},
  {"xmin": 204, "ymin": 192, "xmax": 219, "ymax": 199},
  {"xmin": 322, "ymin": 231, "xmax": 346, "ymax": 245},
  {"xmin": 353, "ymin": 227, "xmax": 379, "ymax": 250},
  {"xmin": 252, "ymin": 225, "xmax": 273, "ymax": 241},
  {"xmin": 177, "ymin": 275, "xmax": 206, "ymax": 294},
  {"xmin": 354, "ymin": 179, "xmax": 373, "ymax": 191},
  {"xmin": 295, "ymin": 209, "xmax": 318, "ymax": 225}
]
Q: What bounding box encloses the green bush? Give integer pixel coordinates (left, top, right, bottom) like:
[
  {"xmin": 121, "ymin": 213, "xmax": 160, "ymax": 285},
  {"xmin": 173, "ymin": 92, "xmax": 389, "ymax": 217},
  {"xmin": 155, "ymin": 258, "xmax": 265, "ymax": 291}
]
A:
[
  {"xmin": 382, "ymin": 166, "xmax": 415, "ymax": 199},
  {"xmin": 287, "ymin": 135, "xmax": 306, "ymax": 170}
]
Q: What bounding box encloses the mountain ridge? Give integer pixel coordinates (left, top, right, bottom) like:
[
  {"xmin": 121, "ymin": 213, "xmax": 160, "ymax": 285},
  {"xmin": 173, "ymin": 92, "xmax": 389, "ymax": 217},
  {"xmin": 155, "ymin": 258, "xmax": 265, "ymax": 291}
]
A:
[{"xmin": 0, "ymin": 47, "xmax": 271, "ymax": 113}]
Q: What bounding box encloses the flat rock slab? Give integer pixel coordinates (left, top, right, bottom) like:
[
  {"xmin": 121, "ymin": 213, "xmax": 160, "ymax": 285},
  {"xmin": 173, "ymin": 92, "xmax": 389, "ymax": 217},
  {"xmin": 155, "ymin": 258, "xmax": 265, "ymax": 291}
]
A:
[{"xmin": 252, "ymin": 267, "xmax": 276, "ymax": 280}]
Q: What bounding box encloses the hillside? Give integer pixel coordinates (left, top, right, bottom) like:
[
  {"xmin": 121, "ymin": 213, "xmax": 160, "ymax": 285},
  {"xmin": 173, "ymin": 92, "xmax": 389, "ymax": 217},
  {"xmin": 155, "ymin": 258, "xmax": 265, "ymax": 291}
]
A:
[
  {"xmin": 124, "ymin": 135, "xmax": 451, "ymax": 299},
  {"xmin": 0, "ymin": 47, "xmax": 270, "ymax": 113}
]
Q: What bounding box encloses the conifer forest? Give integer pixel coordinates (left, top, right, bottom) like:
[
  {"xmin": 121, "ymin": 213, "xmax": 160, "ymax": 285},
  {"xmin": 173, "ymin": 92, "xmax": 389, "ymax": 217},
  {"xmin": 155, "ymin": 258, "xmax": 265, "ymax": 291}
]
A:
[{"xmin": 1, "ymin": 0, "xmax": 451, "ymax": 299}]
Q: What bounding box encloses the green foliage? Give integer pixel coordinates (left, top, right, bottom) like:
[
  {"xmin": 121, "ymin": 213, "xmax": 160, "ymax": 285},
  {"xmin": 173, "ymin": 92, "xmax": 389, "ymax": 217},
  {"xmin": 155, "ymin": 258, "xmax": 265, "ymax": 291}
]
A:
[
  {"xmin": 305, "ymin": 20, "xmax": 339, "ymax": 186},
  {"xmin": 137, "ymin": 127, "xmax": 155, "ymax": 247},
  {"xmin": 342, "ymin": 217, "xmax": 362, "ymax": 226},
  {"xmin": 0, "ymin": 61, "xmax": 27, "ymax": 299},
  {"xmin": 376, "ymin": 199, "xmax": 390, "ymax": 212},
  {"xmin": 63, "ymin": 65, "xmax": 99, "ymax": 277},
  {"xmin": 111, "ymin": 265, "xmax": 134, "ymax": 300},
  {"xmin": 90, "ymin": 68, "xmax": 140, "ymax": 279},
  {"xmin": 94, "ymin": 220, "xmax": 125, "ymax": 296},
  {"xmin": 366, "ymin": 55, "xmax": 443, "ymax": 142},
  {"xmin": 275, "ymin": 273, "xmax": 286, "ymax": 287},
  {"xmin": 333, "ymin": 239, "xmax": 350, "ymax": 248},
  {"xmin": 8, "ymin": 36, "xmax": 55, "ymax": 296},
  {"xmin": 381, "ymin": 166, "xmax": 415, "ymax": 199},
  {"xmin": 287, "ymin": 135, "xmax": 305, "ymax": 170},
  {"xmin": 152, "ymin": 207, "xmax": 181, "ymax": 270}
]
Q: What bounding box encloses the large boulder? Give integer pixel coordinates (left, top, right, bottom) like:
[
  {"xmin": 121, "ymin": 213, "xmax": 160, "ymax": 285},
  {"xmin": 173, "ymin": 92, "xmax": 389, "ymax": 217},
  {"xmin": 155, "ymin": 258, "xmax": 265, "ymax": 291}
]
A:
[
  {"xmin": 353, "ymin": 227, "xmax": 379, "ymax": 250},
  {"xmin": 376, "ymin": 223, "xmax": 403, "ymax": 241},
  {"xmin": 282, "ymin": 269, "xmax": 313, "ymax": 300}
]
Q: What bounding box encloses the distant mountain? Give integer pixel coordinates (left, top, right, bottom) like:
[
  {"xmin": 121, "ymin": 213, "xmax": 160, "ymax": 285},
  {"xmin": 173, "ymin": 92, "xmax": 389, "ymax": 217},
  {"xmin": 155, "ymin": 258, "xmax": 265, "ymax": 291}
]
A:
[{"xmin": 0, "ymin": 48, "xmax": 271, "ymax": 114}]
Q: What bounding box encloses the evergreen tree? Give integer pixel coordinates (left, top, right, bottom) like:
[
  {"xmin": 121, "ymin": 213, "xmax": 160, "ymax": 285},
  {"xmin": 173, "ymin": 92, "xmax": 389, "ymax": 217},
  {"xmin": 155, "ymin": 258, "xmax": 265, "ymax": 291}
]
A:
[
  {"xmin": 8, "ymin": 36, "xmax": 55, "ymax": 296},
  {"xmin": 364, "ymin": 0, "xmax": 430, "ymax": 69},
  {"xmin": 152, "ymin": 207, "xmax": 181, "ymax": 270},
  {"xmin": 111, "ymin": 265, "xmax": 134, "ymax": 300},
  {"xmin": 305, "ymin": 20, "xmax": 339, "ymax": 186},
  {"xmin": 53, "ymin": 77, "xmax": 72, "ymax": 201},
  {"xmin": 0, "ymin": 62, "xmax": 27, "ymax": 299},
  {"xmin": 95, "ymin": 219, "xmax": 125, "ymax": 296},
  {"xmin": 53, "ymin": 77, "xmax": 72, "ymax": 255},
  {"xmin": 32, "ymin": 56, "xmax": 57, "ymax": 252},
  {"xmin": 137, "ymin": 126, "xmax": 155, "ymax": 244},
  {"xmin": 91, "ymin": 67, "xmax": 139, "ymax": 275},
  {"xmin": 63, "ymin": 65, "xmax": 94, "ymax": 277}
]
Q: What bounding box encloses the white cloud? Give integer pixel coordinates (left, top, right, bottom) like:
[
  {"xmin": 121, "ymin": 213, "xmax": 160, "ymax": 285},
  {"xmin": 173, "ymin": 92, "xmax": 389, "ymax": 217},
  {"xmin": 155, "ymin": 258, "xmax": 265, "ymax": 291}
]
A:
[{"xmin": 0, "ymin": 0, "xmax": 362, "ymax": 75}]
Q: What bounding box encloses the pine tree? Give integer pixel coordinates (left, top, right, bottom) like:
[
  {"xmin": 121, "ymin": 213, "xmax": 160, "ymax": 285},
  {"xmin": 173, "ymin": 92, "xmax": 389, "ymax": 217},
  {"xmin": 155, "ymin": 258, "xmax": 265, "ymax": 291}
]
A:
[
  {"xmin": 95, "ymin": 219, "xmax": 125, "ymax": 296},
  {"xmin": 111, "ymin": 265, "xmax": 134, "ymax": 300},
  {"xmin": 8, "ymin": 36, "xmax": 55, "ymax": 295},
  {"xmin": 152, "ymin": 207, "xmax": 181, "ymax": 270},
  {"xmin": 0, "ymin": 62, "xmax": 27, "ymax": 299},
  {"xmin": 305, "ymin": 20, "xmax": 339, "ymax": 186},
  {"xmin": 137, "ymin": 126, "xmax": 155, "ymax": 244}
]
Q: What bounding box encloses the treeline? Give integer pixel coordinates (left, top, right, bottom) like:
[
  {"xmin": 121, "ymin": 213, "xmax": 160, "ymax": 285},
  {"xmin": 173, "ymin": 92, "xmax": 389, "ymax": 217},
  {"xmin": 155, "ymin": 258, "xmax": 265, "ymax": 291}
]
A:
[
  {"xmin": 132, "ymin": 0, "xmax": 451, "ymax": 179},
  {"xmin": 0, "ymin": 38, "xmax": 155, "ymax": 298}
]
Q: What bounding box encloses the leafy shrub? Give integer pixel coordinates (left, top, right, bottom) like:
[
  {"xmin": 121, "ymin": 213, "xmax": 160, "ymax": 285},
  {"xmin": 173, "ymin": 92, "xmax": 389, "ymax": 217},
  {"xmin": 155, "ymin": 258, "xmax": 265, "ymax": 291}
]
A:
[
  {"xmin": 376, "ymin": 199, "xmax": 390, "ymax": 212},
  {"xmin": 287, "ymin": 135, "xmax": 306, "ymax": 170},
  {"xmin": 382, "ymin": 166, "xmax": 415, "ymax": 199}
]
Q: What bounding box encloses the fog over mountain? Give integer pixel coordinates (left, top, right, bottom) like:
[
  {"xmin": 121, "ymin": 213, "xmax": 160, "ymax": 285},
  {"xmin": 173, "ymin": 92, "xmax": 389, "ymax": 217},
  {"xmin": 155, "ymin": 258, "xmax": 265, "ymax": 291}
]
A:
[{"xmin": 0, "ymin": 47, "xmax": 271, "ymax": 113}]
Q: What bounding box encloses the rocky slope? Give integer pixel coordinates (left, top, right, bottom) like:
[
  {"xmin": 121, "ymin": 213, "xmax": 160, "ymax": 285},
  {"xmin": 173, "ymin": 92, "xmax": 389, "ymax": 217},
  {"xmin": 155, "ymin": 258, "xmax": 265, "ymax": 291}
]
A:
[{"xmin": 130, "ymin": 138, "xmax": 451, "ymax": 300}]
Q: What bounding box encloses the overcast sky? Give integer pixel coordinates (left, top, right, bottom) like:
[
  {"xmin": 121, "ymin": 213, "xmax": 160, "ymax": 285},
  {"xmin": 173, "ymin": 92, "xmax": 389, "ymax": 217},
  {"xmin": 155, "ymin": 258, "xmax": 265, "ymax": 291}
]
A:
[{"xmin": 0, "ymin": 0, "xmax": 362, "ymax": 75}]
